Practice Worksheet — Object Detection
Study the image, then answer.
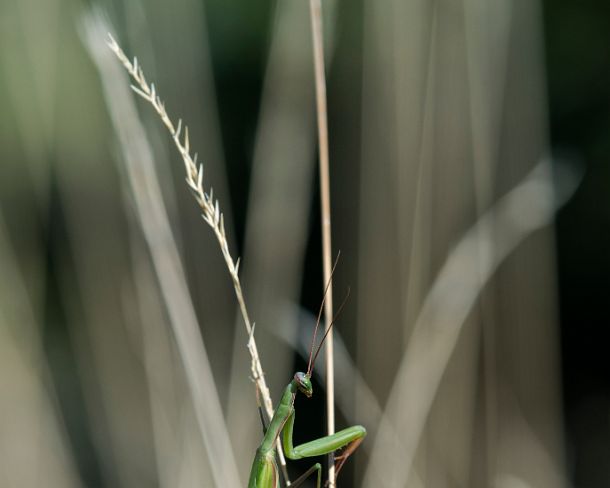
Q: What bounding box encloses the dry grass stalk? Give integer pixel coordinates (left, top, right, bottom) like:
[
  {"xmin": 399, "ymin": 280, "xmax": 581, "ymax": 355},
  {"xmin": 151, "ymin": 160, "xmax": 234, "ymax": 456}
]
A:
[
  {"xmin": 84, "ymin": 20, "xmax": 239, "ymax": 485},
  {"xmin": 106, "ymin": 34, "xmax": 287, "ymax": 474},
  {"xmin": 308, "ymin": 1, "xmax": 337, "ymax": 485}
]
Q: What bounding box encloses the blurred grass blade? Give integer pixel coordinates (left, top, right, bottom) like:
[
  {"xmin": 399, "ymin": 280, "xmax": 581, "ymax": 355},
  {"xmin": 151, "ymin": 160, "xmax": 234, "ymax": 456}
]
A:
[
  {"xmin": 363, "ymin": 161, "xmax": 576, "ymax": 487},
  {"xmin": 0, "ymin": 212, "xmax": 80, "ymax": 487}
]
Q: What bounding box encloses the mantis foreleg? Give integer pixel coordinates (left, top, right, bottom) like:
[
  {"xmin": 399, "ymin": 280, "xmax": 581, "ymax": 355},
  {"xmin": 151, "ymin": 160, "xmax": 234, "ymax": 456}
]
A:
[{"xmin": 282, "ymin": 409, "xmax": 366, "ymax": 487}]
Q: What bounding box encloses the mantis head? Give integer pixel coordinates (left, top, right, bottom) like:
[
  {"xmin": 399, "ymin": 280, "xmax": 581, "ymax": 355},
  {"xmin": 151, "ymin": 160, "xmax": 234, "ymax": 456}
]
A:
[{"xmin": 294, "ymin": 372, "xmax": 313, "ymax": 398}]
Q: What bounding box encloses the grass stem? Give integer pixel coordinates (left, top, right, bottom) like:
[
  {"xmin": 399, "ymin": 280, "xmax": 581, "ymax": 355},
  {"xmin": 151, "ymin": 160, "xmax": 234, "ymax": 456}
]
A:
[{"xmin": 308, "ymin": 0, "xmax": 336, "ymax": 485}]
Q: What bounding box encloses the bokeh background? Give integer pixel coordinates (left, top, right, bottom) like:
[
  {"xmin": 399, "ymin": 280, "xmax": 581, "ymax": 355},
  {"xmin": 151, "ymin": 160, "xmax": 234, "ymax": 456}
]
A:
[{"xmin": 0, "ymin": 0, "xmax": 608, "ymax": 487}]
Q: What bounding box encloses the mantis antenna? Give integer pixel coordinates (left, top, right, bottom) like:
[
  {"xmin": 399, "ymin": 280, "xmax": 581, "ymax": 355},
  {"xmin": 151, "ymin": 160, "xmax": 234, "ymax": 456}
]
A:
[
  {"xmin": 308, "ymin": 286, "xmax": 351, "ymax": 376},
  {"xmin": 307, "ymin": 251, "xmax": 341, "ymax": 374}
]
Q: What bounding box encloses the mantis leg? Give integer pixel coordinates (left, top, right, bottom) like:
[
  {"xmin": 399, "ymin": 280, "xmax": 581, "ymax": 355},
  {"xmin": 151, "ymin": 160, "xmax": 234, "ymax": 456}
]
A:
[
  {"xmin": 282, "ymin": 409, "xmax": 366, "ymax": 484},
  {"xmin": 286, "ymin": 463, "xmax": 321, "ymax": 488},
  {"xmin": 334, "ymin": 436, "xmax": 365, "ymax": 477},
  {"xmin": 257, "ymin": 403, "xmax": 269, "ymax": 436},
  {"xmin": 254, "ymin": 407, "xmax": 319, "ymax": 488}
]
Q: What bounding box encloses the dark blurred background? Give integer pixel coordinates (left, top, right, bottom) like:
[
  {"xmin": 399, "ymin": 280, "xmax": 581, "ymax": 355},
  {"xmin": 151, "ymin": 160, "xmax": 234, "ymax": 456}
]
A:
[
  {"xmin": 0, "ymin": 0, "xmax": 609, "ymax": 487},
  {"xmin": 544, "ymin": 1, "xmax": 610, "ymax": 486}
]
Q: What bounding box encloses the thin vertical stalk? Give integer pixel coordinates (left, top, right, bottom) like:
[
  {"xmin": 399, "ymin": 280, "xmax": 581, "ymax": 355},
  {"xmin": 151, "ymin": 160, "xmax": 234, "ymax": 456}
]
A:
[{"xmin": 308, "ymin": 0, "xmax": 336, "ymax": 485}]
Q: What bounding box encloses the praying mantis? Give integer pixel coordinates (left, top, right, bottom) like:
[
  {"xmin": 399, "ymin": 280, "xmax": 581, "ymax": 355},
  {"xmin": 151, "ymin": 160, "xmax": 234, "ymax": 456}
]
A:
[{"xmin": 248, "ymin": 270, "xmax": 366, "ymax": 488}]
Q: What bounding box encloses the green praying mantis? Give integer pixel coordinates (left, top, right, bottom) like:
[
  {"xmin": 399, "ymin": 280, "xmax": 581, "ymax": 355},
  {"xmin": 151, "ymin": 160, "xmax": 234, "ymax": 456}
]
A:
[{"xmin": 248, "ymin": 272, "xmax": 366, "ymax": 488}]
